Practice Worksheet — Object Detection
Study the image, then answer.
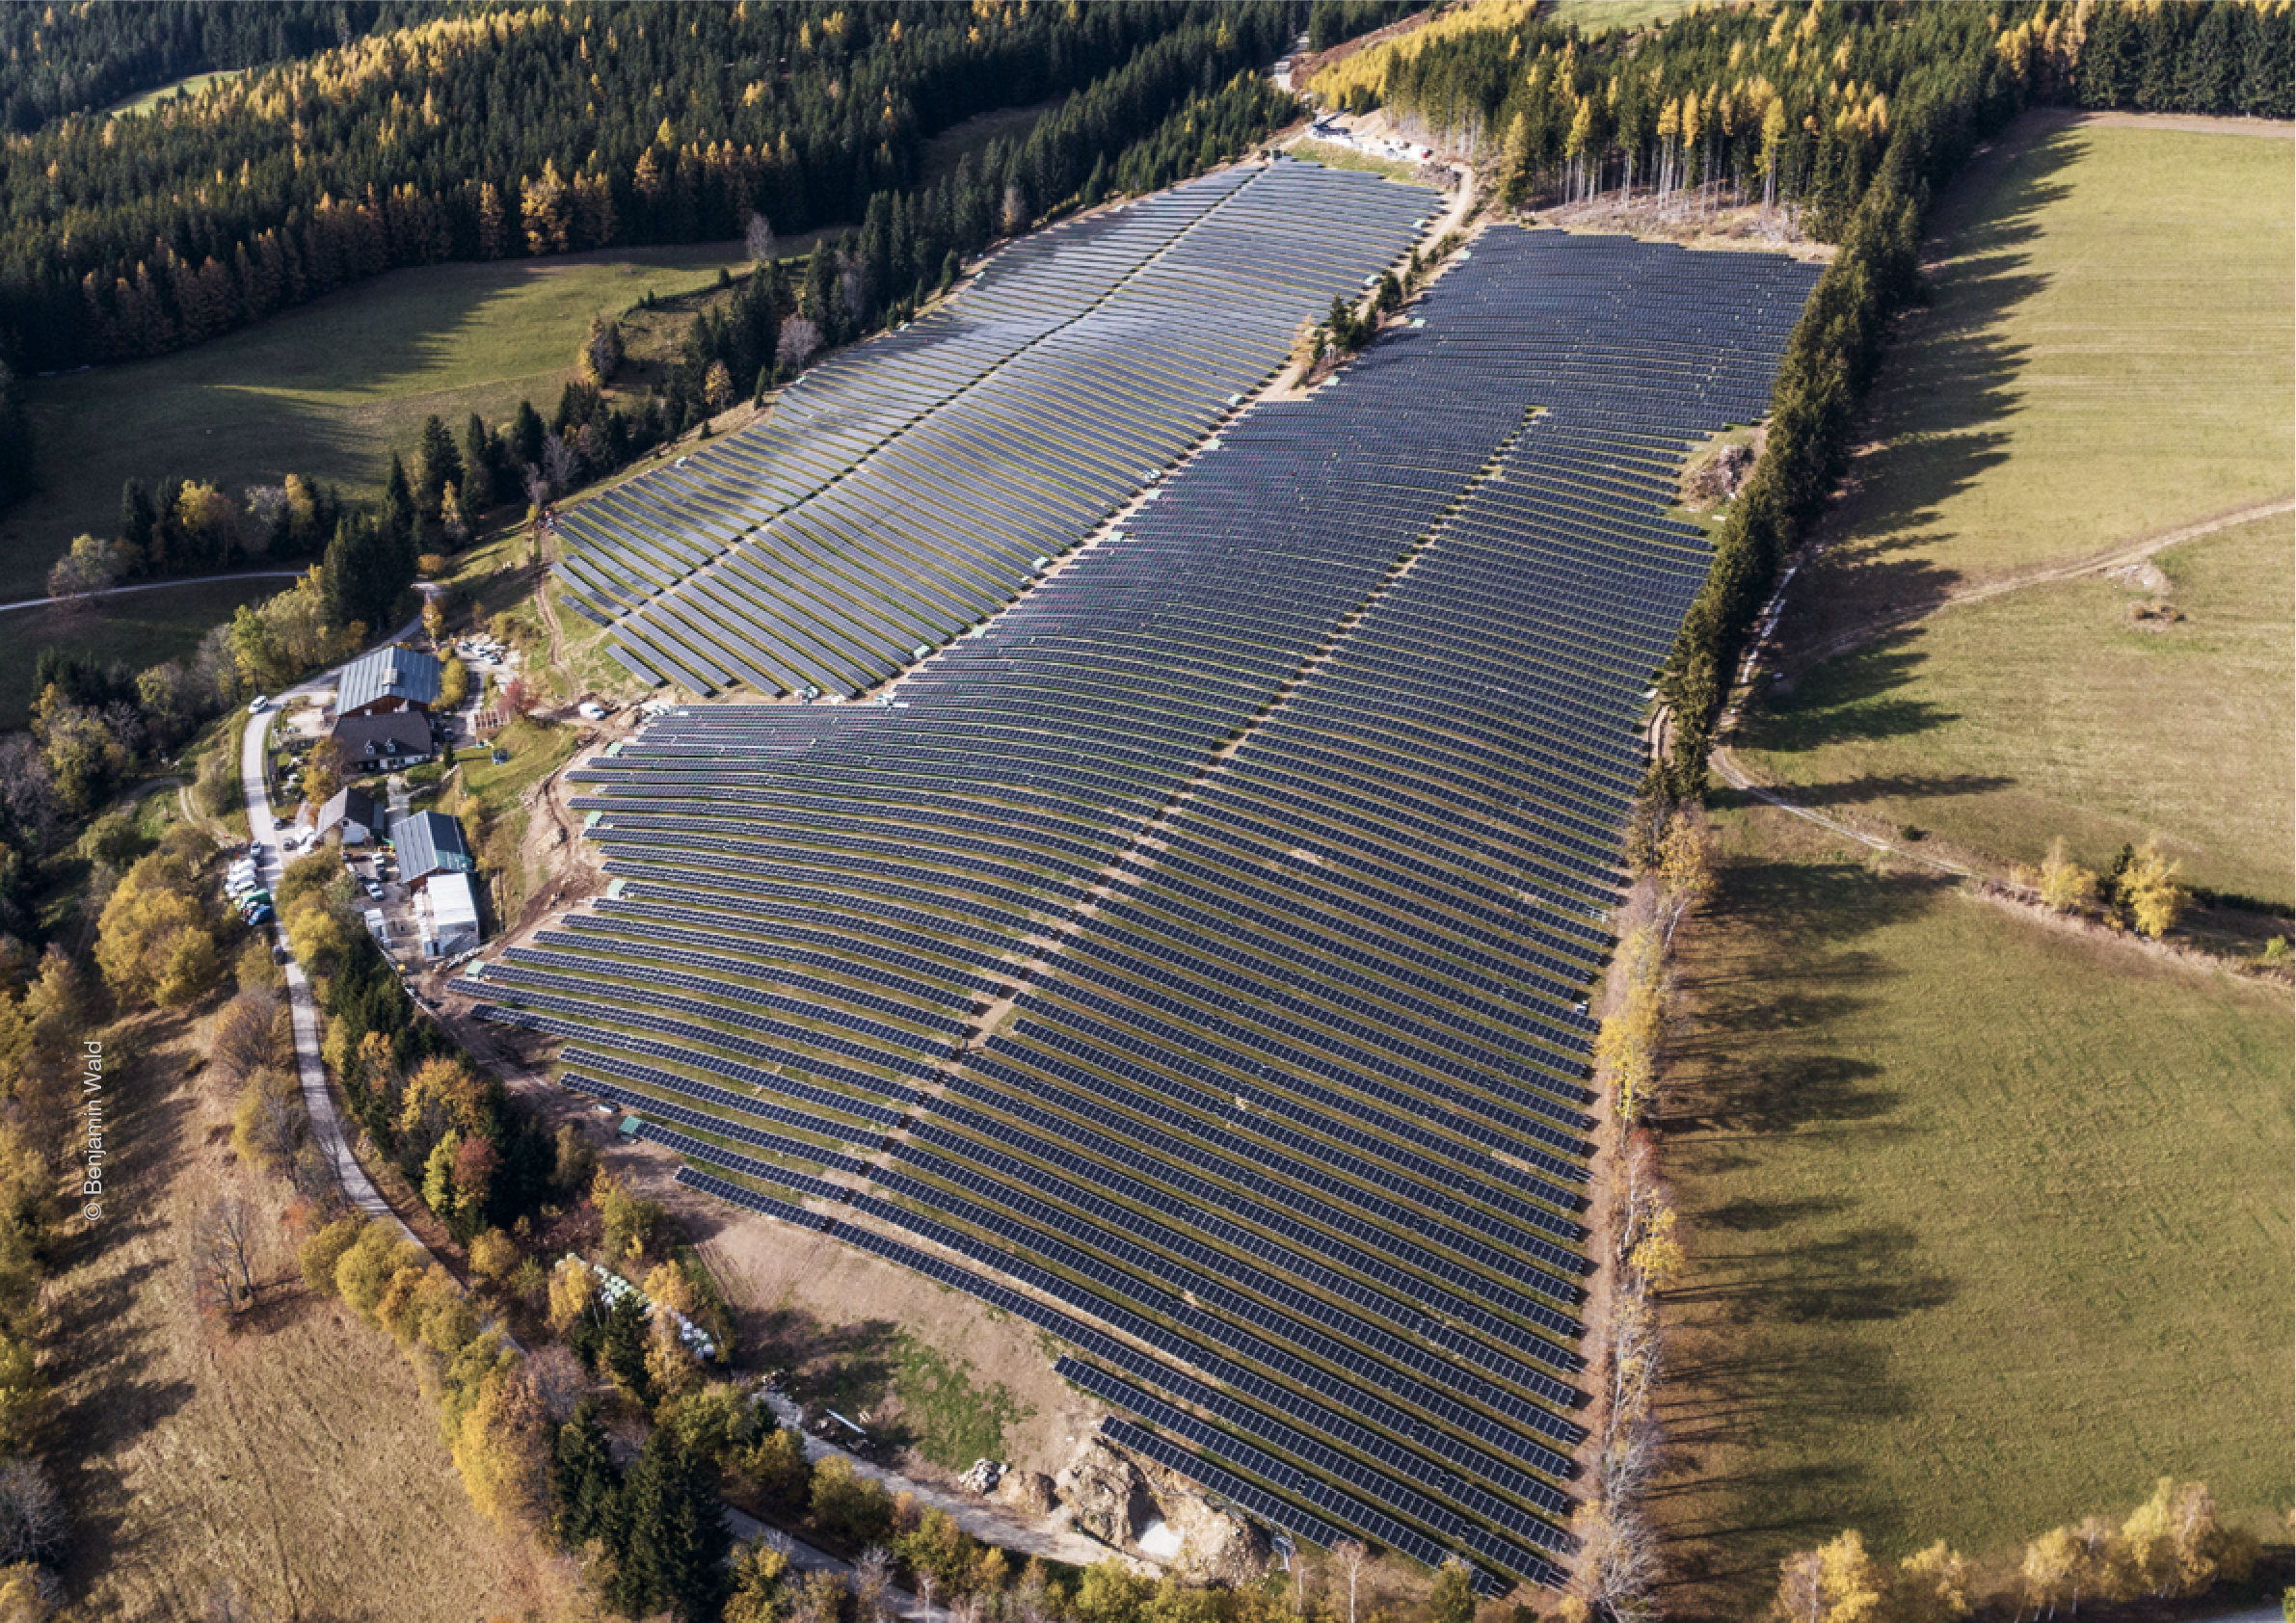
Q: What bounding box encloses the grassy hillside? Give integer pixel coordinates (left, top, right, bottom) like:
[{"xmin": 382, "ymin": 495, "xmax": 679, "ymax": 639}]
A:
[
  {"xmin": 1652, "ymin": 804, "xmax": 2294, "ymax": 1619},
  {"xmin": 0, "ymin": 575, "xmax": 291, "ymax": 725},
  {"xmin": 1549, "ymin": 0, "xmax": 1706, "ymax": 34},
  {"xmin": 1742, "ymin": 114, "xmax": 2294, "ymax": 901},
  {"xmin": 52, "ymin": 1002, "xmax": 574, "ymax": 1620},
  {"xmin": 1775, "ymin": 114, "xmax": 2291, "ymax": 643},
  {"xmin": 1744, "ymin": 510, "xmax": 2295, "ymax": 907},
  {"xmin": 0, "ymin": 239, "xmax": 752, "ymax": 599},
  {"xmin": 105, "ymin": 68, "xmax": 246, "ymax": 117}
]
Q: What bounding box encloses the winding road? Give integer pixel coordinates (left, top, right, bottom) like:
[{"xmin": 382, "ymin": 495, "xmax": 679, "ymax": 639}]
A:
[
  {"xmin": 239, "ymin": 611, "xmax": 427, "ymax": 1235},
  {"xmin": 234, "ymin": 611, "xmax": 1034, "ymax": 1590}
]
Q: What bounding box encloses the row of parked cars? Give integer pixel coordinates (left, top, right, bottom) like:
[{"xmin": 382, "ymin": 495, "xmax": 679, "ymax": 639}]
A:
[
  {"xmin": 455, "ymin": 636, "xmax": 509, "ymax": 670},
  {"xmin": 225, "ymin": 846, "xmax": 274, "ymax": 927}
]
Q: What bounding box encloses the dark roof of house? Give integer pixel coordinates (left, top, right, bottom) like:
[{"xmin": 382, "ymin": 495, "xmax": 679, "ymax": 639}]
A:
[
  {"xmin": 318, "ymin": 786, "xmax": 380, "ymax": 832},
  {"xmin": 331, "ymin": 712, "xmax": 432, "ymax": 758},
  {"xmin": 392, "ymin": 810, "xmax": 474, "ymax": 882},
  {"xmin": 337, "ymin": 644, "xmax": 442, "ymax": 713}
]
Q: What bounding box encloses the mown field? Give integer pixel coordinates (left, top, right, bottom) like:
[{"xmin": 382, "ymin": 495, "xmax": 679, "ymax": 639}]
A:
[
  {"xmin": 1652, "ymin": 804, "xmax": 2294, "ymax": 1619},
  {"xmin": 0, "ymin": 575, "xmax": 292, "ymax": 727},
  {"xmin": 1549, "ymin": 0, "xmax": 1706, "ymax": 33},
  {"xmin": 1745, "ymin": 510, "xmax": 2295, "ymax": 907},
  {"xmin": 105, "ymin": 68, "xmax": 246, "ymax": 117},
  {"xmin": 1773, "ymin": 114, "xmax": 2291, "ymax": 641},
  {"xmin": 1743, "ymin": 114, "xmax": 2293, "ymax": 900},
  {"xmin": 52, "ymin": 1001, "xmax": 573, "ymax": 1621},
  {"xmin": 0, "ymin": 239, "xmax": 753, "ymax": 598}
]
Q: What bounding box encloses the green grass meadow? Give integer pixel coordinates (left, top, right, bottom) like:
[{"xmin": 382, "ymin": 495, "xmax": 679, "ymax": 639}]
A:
[
  {"xmin": 1780, "ymin": 115, "xmax": 2291, "ymax": 638},
  {"xmin": 1744, "ymin": 115, "xmax": 2294, "ymax": 901},
  {"xmin": 2, "ymin": 240, "xmax": 753, "ymax": 599},
  {"xmin": 1548, "ymin": 0, "xmax": 1707, "ymax": 35},
  {"xmin": 0, "ymin": 240, "xmax": 756, "ymax": 724},
  {"xmin": 0, "ymin": 576, "xmax": 287, "ymax": 723},
  {"xmin": 1745, "ymin": 510, "xmax": 2295, "ymax": 906},
  {"xmin": 1653, "ymin": 806, "xmax": 2294, "ymax": 1618}
]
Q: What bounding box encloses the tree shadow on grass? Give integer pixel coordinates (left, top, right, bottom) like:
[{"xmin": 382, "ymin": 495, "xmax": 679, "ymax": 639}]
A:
[
  {"xmin": 1652, "ymin": 858, "xmax": 1963, "ymax": 1614},
  {"xmin": 1774, "ymin": 131, "xmax": 2087, "ymax": 654},
  {"xmin": 1746, "ymin": 626, "xmax": 1971, "ymax": 758}
]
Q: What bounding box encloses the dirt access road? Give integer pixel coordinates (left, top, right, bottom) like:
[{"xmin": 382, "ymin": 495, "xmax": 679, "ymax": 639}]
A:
[{"xmin": 1775, "ymin": 494, "xmax": 2296, "ymax": 677}]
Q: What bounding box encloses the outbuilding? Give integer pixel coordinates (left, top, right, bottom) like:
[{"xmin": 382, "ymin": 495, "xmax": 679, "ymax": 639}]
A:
[
  {"xmin": 418, "ymin": 870, "xmax": 482, "ymax": 957},
  {"xmin": 334, "ymin": 644, "xmax": 443, "ymax": 719},
  {"xmin": 391, "ymin": 810, "xmax": 475, "ymax": 892}
]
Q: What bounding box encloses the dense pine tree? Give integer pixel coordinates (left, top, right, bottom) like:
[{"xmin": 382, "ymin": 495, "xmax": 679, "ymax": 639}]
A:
[
  {"xmin": 0, "ymin": 2, "xmax": 1320, "ymax": 377},
  {"xmin": 413, "ymin": 413, "xmax": 463, "ymax": 530},
  {"xmin": 614, "ymin": 1428, "xmax": 734, "ymax": 1623},
  {"xmin": 549, "ymin": 1397, "xmax": 624, "ymax": 1552}
]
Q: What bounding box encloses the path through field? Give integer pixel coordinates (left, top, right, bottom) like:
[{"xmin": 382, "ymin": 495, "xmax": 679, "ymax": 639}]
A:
[
  {"xmin": 0, "ymin": 569, "xmax": 302, "ymax": 616},
  {"xmin": 1777, "ymin": 494, "xmax": 2296, "ymax": 675}
]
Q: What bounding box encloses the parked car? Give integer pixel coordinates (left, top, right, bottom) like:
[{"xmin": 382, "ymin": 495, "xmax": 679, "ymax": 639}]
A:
[
  {"xmin": 247, "ymin": 695, "xmax": 271, "ymax": 715},
  {"xmin": 361, "ymin": 880, "xmax": 384, "ymax": 900},
  {"xmin": 244, "ymin": 905, "xmax": 275, "ymax": 927}
]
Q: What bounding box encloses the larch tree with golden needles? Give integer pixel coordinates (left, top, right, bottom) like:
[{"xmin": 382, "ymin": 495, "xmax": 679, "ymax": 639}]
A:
[
  {"xmin": 1657, "ymin": 807, "xmax": 1716, "ymax": 945},
  {"xmin": 1887, "ymin": 1541, "xmax": 1973, "ymax": 1622},
  {"xmin": 1770, "ymin": 1530, "xmax": 1884, "ymax": 1623},
  {"xmin": 2038, "ymin": 837, "xmax": 2098, "ymax": 913},
  {"xmin": 2118, "ymin": 838, "xmax": 2188, "ymax": 940},
  {"xmin": 1595, "ymin": 924, "xmax": 1667, "ymax": 1123}
]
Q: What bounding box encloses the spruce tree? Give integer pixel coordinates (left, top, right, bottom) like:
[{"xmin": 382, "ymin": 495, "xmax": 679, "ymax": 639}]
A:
[
  {"xmin": 510, "ymin": 399, "xmax": 546, "ymax": 471},
  {"xmin": 414, "ymin": 413, "xmax": 463, "ymax": 528},
  {"xmin": 551, "ymin": 1397, "xmax": 624, "ymax": 1550},
  {"xmin": 384, "ymin": 452, "xmax": 416, "ymax": 546},
  {"xmin": 119, "ymin": 477, "xmax": 156, "ymax": 559},
  {"xmin": 603, "ymin": 1292, "xmax": 653, "ymax": 1404},
  {"xmin": 618, "ymin": 1429, "xmax": 733, "ymax": 1623},
  {"xmin": 464, "ymin": 412, "xmax": 497, "ymax": 508}
]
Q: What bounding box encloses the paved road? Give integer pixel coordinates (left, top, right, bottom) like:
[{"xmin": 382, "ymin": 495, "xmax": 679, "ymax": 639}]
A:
[
  {"xmin": 239, "ymin": 613, "xmax": 921, "ymax": 1580},
  {"xmin": 239, "ymin": 612, "xmax": 427, "ymax": 1235},
  {"xmin": 0, "ymin": 568, "xmax": 303, "ymax": 615}
]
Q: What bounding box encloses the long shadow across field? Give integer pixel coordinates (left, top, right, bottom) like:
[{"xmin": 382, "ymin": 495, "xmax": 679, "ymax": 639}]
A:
[
  {"xmin": 50, "ymin": 1014, "xmax": 202, "ymax": 1593},
  {"xmin": 1770, "ymin": 127, "xmax": 2085, "ymax": 671},
  {"xmin": 1650, "ymin": 858, "xmax": 1960, "ymax": 1617}
]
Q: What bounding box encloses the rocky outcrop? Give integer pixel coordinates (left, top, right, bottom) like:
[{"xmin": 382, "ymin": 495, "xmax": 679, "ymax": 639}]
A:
[
  {"xmin": 998, "ymin": 1469, "xmax": 1059, "ymax": 1519},
  {"xmin": 1055, "ymin": 1441, "xmax": 1155, "ymax": 1547},
  {"xmin": 1050, "ymin": 1435, "xmax": 1271, "ymax": 1584},
  {"xmin": 1163, "ymin": 1491, "xmax": 1271, "ymax": 1585}
]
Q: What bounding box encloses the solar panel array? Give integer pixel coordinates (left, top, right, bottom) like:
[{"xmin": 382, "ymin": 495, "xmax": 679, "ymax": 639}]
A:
[
  {"xmin": 554, "ymin": 161, "xmax": 1431, "ymax": 698},
  {"xmin": 473, "ymin": 225, "xmax": 1819, "ymax": 1592}
]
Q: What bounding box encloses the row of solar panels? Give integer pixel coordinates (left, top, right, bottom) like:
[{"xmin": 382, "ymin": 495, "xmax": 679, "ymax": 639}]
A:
[
  {"xmin": 561, "ymin": 161, "xmax": 1435, "ymax": 697},
  {"xmin": 476, "ymin": 226, "xmax": 1820, "ymax": 1589}
]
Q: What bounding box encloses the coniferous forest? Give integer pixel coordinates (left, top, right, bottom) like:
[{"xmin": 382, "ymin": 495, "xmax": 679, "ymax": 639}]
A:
[
  {"xmin": 0, "ymin": 2, "xmax": 1300, "ymax": 375},
  {"xmin": 0, "ymin": 2, "xmax": 433, "ymax": 130},
  {"xmin": 1322, "ymin": 0, "xmax": 2288, "ymax": 236}
]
